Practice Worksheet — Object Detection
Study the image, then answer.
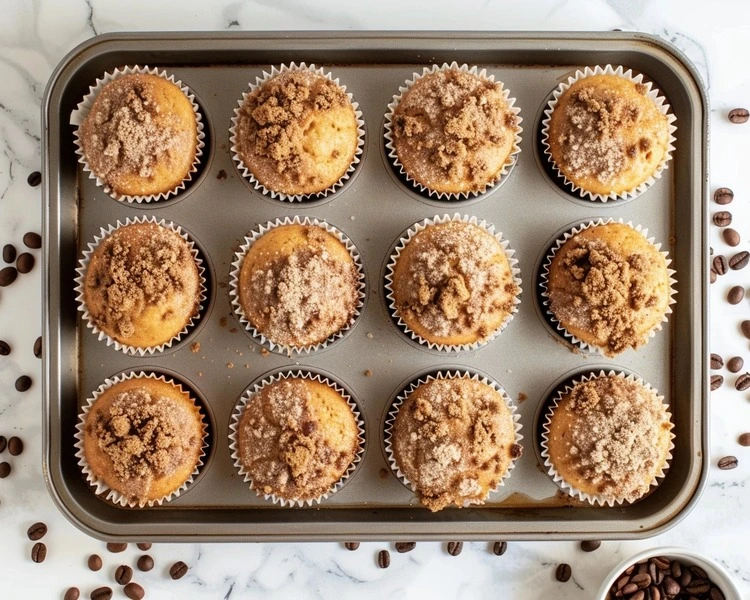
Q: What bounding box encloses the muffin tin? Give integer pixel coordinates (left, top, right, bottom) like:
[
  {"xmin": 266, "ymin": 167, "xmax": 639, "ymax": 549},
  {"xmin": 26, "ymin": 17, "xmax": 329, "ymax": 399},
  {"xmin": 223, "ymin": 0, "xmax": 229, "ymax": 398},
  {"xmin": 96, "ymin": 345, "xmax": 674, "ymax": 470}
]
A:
[{"xmin": 42, "ymin": 32, "xmax": 708, "ymax": 541}]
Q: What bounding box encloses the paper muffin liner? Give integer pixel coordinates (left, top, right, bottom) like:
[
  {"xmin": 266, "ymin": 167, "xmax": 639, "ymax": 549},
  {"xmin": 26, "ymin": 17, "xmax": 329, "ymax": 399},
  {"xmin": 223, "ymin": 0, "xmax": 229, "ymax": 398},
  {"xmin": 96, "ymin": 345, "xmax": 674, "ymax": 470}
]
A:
[
  {"xmin": 229, "ymin": 216, "xmax": 366, "ymax": 355},
  {"xmin": 384, "ymin": 369, "xmax": 523, "ymax": 508},
  {"xmin": 384, "ymin": 213, "xmax": 522, "ymax": 352},
  {"xmin": 228, "ymin": 368, "xmax": 366, "ymax": 507},
  {"xmin": 539, "ymin": 369, "xmax": 675, "ymax": 506},
  {"xmin": 229, "ymin": 62, "xmax": 365, "ymax": 202},
  {"xmin": 540, "ymin": 64, "xmax": 677, "ymax": 202},
  {"xmin": 384, "ymin": 62, "xmax": 523, "ymax": 200},
  {"xmin": 74, "ymin": 371, "xmax": 209, "ymax": 508},
  {"xmin": 539, "ymin": 218, "xmax": 677, "ymax": 356},
  {"xmin": 74, "ymin": 215, "xmax": 208, "ymax": 356},
  {"xmin": 70, "ymin": 65, "xmax": 206, "ymax": 203}
]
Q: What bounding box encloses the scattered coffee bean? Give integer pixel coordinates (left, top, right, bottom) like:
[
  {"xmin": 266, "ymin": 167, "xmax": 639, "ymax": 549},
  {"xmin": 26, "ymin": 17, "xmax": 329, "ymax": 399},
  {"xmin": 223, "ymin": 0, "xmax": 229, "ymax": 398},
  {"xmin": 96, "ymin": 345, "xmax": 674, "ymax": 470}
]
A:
[
  {"xmin": 723, "ymin": 228, "xmax": 740, "ymax": 246},
  {"xmin": 216, "ymin": 169, "xmax": 227, "ymax": 180},
  {"xmin": 33, "ymin": 336, "xmax": 41, "ymax": 359},
  {"xmin": 136, "ymin": 555, "xmax": 154, "ymax": 572},
  {"xmin": 739, "ymin": 432, "xmax": 750, "ymax": 446},
  {"xmin": 16, "ymin": 252, "xmax": 34, "ymax": 274},
  {"xmin": 742, "ymin": 320, "xmax": 750, "ymax": 339},
  {"xmin": 0, "ymin": 462, "xmax": 10, "ymax": 478},
  {"xmin": 736, "ymin": 372, "xmax": 750, "ymax": 391},
  {"xmin": 728, "ymin": 286, "xmax": 745, "ymax": 304},
  {"xmin": 710, "ymin": 269, "xmax": 717, "ymax": 284},
  {"xmin": 64, "ymin": 587, "xmax": 80, "ymax": 600},
  {"xmin": 492, "ymin": 541, "xmax": 508, "ymax": 556},
  {"xmin": 728, "ymin": 107, "xmax": 750, "ymax": 123},
  {"xmin": 26, "ymin": 171, "xmax": 42, "ymax": 187},
  {"xmin": 0, "ymin": 266, "xmax": 18, "ymax": 286},
  {"xmin": 580, "ymin": 540, "xmax": 601, "ymax": 552},
  {"xmin": 447, "ymin": 541, "xmax": 463, "ymax": 556},
  {"xmin": 88, "ymin": 554, "xmax": 102, "ymax": 571},
  {"xmin": 718, "ymin": 455, "xmax": 738, "ymax": 470},
  {"xmin": 136, "ymin": 543, "xmax": 152, "ymax": 551},
  {"xmin": 377, "ymin": 549, "xmax": 390, "ymax": 569},
  {"xmin": 712, "ymin": 255, "xmax": 728, "ymax": 275},
  {"xmin": 27, "ymin": 522, "xmax": 47, "ymax": 541},
  {"xmin": 0, "ymin": 340, "xmax": 10, "ymax": 355},
  {"xmin": 123, "ymin": 582, "xmax": 145, "ymax": 600},
  {"xmin": 8, "ymin": 436, "xmax": 23, "ymax": 456},
  {"xmin": 0, "ymin": 435, "xmax": 6, "ymax": 453},
  {"xmin": 714, "ymin": 187, "xmax": 734, "ymax": 204},
  {"xmin": 22, "ymin": 232, "xmax": 41, "ymax": 249},
  {"xmin": 556, "ymin": 563, "xmax": 572, "ymax": 582},
  {"xmin": 3, "ymin": 244, "xmax": 16, "ymax": 263},
  {"xmin": 344, "ymin": 542, "xmax": 359, "ymax": 551},
  {"xmin": 710, "ymin": 353, "xmax": 723, "ymax": 369},
  {"xmin": 115, "ymin": 564, "xmax": 133, "ymax": 585},
  {"xmin": 90, "ymin": 587, "xmax": 113, "ymax": 600},
  {"xmin": 15, "ymin": 375, "xmax": 31, "ymax": 392},
  {"xmin": 169, "ymin": 560, "xmax": 188, "ymax": 580},
  {"xmin": 106, "ymin": 542, "xmax": 127, "ymax": 553},
  {"xmin": 31, "ymin": 542, "xmax": 46, "ymax": 563},
  {"xmin": 710, "ymin": 374, "xmax": 723, "ymax": 391},
  {"xmin": 713, "ymin": 211, "xmax": 732, "ymax": 227},
  {"xmin": 730, "ymin": 250, "xmax": 750, "ymax": 270},
  {"xmin": 395, "ymin": 542, "xmax": 416, "ymax": 553}
]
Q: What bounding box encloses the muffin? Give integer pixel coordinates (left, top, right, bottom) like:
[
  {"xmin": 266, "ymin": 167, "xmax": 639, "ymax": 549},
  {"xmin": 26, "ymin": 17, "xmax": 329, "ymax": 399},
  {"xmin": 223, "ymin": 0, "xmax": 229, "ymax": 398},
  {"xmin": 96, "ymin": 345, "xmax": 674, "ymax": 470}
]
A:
[
  {"xmin": 79, "ymin": 72, "xmax": 200, "ymax": 198},
  {"xmin": 80, "ymin": 220, "xmax": 202, "ymax": 350},
  {"xmin": 386, "ymin": 65, "xmax": 520, "ymax": 196},
  {"xmin": 544, "ymin": 68, "xmax": 672, "ymax": 198},
  {"xmin": 234, "ymin": 375, "xmax": 361, "ymax": 503},
  {"xmin": 544, "ymin": 221, "xmax": 673, "ymax": 356},
  {"xmin": 542, "ymin": 373, "xmax": 673, "ymax": 505},
  {"xmin": 78, "ymin": 374, "xmax": 206, "ymax": 506},
  {"xmin": 232, "ymin": 67, "xmax": 361, "ymax": 197},
  {"xmin": 235, "ymin": 221, "xmax": 361, "ymax": 350},
  {"xmin": 387, "ymin": 217, "xmax": 520, "ymax": 348},
  {"xmin": 388, "ymin": 374, "xmax": 521, "ymax": 512}
]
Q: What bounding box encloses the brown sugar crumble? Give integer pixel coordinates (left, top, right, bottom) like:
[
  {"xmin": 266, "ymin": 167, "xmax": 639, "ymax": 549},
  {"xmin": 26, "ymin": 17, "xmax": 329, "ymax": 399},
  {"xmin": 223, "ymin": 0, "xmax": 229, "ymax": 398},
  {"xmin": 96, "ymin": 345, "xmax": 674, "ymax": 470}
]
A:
[{"xmin": 190, "ymin": 342, "xmax": 200, "ymax": 353}]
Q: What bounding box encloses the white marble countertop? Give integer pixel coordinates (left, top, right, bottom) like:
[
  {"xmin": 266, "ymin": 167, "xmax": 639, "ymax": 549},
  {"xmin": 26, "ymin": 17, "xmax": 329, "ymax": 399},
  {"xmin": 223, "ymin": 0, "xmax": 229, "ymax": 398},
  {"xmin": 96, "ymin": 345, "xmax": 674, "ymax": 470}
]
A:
[{"xmin": 0, "ymin": 1, "xmax": 748, "ymax": 598}]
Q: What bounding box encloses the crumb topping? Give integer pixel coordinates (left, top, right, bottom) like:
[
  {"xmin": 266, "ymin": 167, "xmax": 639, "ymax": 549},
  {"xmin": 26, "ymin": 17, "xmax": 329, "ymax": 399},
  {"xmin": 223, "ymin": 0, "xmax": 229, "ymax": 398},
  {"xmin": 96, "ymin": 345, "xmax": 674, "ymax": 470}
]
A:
[{"xmin": 392, "ymin": 378, "xmax": 520, "ymax": 512}]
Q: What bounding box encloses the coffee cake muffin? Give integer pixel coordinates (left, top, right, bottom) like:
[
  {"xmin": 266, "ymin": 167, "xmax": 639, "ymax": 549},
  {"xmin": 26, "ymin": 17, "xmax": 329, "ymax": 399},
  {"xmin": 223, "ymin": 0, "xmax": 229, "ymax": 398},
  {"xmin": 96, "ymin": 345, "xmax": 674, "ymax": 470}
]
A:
[
  {"xmin": 387, "ymin": 217, "xmax": 520, "ymax": 349},
  {"xmin": 233, "ymin": 375, "xmax": 361, "ymax": 503},
  {"xmin": 386, "ymin": 64, "xmax": 521, "ymax": 197},
  {"xmin": 542, "ymin": 373, "xmax": 673, "ymax": 505},
  {"xmin": 543, "ymin": 68, "xmax": 673, "ymax": 199},
  {"xmin": 388, "ymin": 374, "xmax": 521, "ymax": 512},
  {"xmin": 234, "ymin": 221, "xmax": 362, "ymax": 351},
  {"xmin": 79, "ymin": 220, "xmax": 203, "ymax": 351},
  {"xmin": 78, "ymin": 72, "xmax": 200, "ymax": 198},
  {"xmin": 232, "ymin": 67, "xmax": 361, "ymax": 197},
  {"xmin": 78, "ymin": 374, "xmax": 206, "ymax": 506},
  {"xmin": 544, "ymin": 221, "xmax": 673, "ymax": 356}
]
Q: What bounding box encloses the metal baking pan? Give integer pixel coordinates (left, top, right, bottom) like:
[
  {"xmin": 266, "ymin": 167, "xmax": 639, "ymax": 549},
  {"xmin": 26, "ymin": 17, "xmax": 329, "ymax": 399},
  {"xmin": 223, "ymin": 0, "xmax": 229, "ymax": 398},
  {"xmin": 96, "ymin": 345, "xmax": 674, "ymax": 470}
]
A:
[{"xmin": 42, "ymin": 31, "xmax": 708, "ymax": 541}]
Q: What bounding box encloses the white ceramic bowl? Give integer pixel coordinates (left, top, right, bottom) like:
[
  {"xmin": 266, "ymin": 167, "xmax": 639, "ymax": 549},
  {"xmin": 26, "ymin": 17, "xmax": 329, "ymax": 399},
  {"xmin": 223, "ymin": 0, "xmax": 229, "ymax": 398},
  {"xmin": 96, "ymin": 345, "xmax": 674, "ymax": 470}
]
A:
[{"xmin": 596, "ymin": 547, "xmax": 741, "ymax": 600}]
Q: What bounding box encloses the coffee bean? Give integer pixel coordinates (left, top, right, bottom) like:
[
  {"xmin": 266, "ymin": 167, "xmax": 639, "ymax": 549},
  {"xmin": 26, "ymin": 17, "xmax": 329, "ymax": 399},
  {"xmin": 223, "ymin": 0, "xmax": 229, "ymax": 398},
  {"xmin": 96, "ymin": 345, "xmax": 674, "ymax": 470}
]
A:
[
  {"xmin": 728, "ymin": 286, "xmax": 745, "ymax": 304},
  {"xmin": 395, "ymin": 542, "xmax": 416, "ymax": 553},
  {"xmin": 0, "ymin": 340, "xmax": 9, "ymax": 355},
  {"xmin": 718, "ymin": 455, "xmax": 738, "ymax": 470},
  {"xmin": 447, "ymin": 541, "xmax": 463, "ymax": 556},
  {"xmin": 663, "ymin": 575, "xmax": 681, "ymax": 596},
  {"xmin": 123, "ymin": 583, "xmax": 145, "ymax": 600},
  {"xmin": 713, "ymin": 211, "xmax": 732, "ymax": 227},
  {"xmin": 742, "ymin": 320, "xmax": 750, "ymax": 339},
  {"xmin": 33, "ymin": 336, "xmax": 41, "ymax": 359},
  {"xmin": 739, "ymin": 432, "xmax": 750, "ymax": 446},
  {"xmin": 8, "ymin": 436, "xmax": 23, "ymax": 456},
  {"xmin": 0, "ymin": 266, "xmax": 18, "ymax": 286},
  {"xmin": 621, "ymin": 582, "xmax": 639, "ymax": 594},
  {"xmin": 22, "ymin": 232, "xmax": 41, "ymax": 249},
  {"xmin": 631, "ymin": 572, "xmax": 652, "ymax": 588},
  {"xmin": 16, "ymin": 252, "xmax": 34, "ymax": 274},
  {"xmin": 27, "ymin": 522, "xmax": 47, "ymax": 541},
  {"xmin": 630, "ymin": 591, "xmax": 645, "ymax": 600},
  {"xmin": 0, "ymin": 462, "xmax": 10, "ymax": 478},
  {"xmin": 26, "ymin": 171, "xmax": 41, "ymax": 187},
  {"xmin": 492, "ymin": 541, "xmax": 507, "ymax": 556},
  {"xmin": 710, "ymin": 374, "xmax": 723, "ymax": 391},
  {"xmin": 671, "ymin": 560, "xmax": 682, "ymax": 578},
  {"xmin": 31, "ymin": 542, "xmax": 46, "ymax": 563},
  {"xmin": 64, "ymin": 587, "xmax": 80, "ymax": 600},
  {"xmin": 691, "ymin": 565, "xmax": 708, "ymax": 580},
  {"xmin": 730, "ymin": 250, "xmax": 749, "ymax": 270},
  {"xmin": 710, "ymin": 586, "xmax": 726, "ymax": 600},
  {"xmin": 616, "ymin": 575, "xmax": 630, "ymax": 591},
  {"xmin": 650, "ymin": 586, "xmax": 661, "ymax": 600},
  {"xmin": 736, "ymin": 372, "xmax": 750, "ymax": 391},
  {"xmin": 90, "ymin": 587, "xmax": 113, "ymax": 600},
  {"xmin": 710, "ymin": 353, "xmax": 723, "ymax": 369},
  {"xmin": 685, "ymin": 580, "xmax": 711, "ymax": 594},
  {"xmin": 115, "ymin": 564, "xmax": 133, "ymax": 585},
  {"xmin": 723, "ymin": 228, "xmax": 740, "ymax": 246},
  {"xmin": 15, "ymin": 375, "xmax": 31, "ymax": 392},
  {"xmin": 580, "ymin": 540, "xmax": 601, "ymax": 552},
  {"xmin": 136, "ymin": 555, "xmax": 154, "ymax": 572},
  {"xmin": 555, "ymin": 563, "xmax": 572, "ymax": 582},
  {"xmin": 729, "ymin": 107, "xmax": 750, "ymax": 123},
  {"xmin": 344, "ymin": 542, "xmax": 359, "ymax": 551},
  {"xmin": 713, "ymin": 255, "xmax": 728, "ymax": 275},
  {"xmin": 106, "ymin": 542, "xmax": 127, "ymax": 553},
  {"xmin": 0, "ymin": 435, "xmax": 6, "ymax": 452},
  {"xmin": 710, "ymin": 269, "xmax": 717, "ymax": 284},
  {"xmin": 88, "ymin": 554, "xmax": 102, "ymax": 571},
  {"xmin": 3, "ymin": 244, "xmax": 16, "ymax": 263},
  {"xmin": 136, "ymin": 542, "xmax": 152, "ymax": 551},
  {"xmin": 169, "ymin": 560, "xmax": 188, "ymax": 580},
  {"xmin": 377, "ymin": 550, "xmax": 390, "ymax": 569},
  {"xmin": 714, "ymin": 187, "xmax": 734, "ymax": 204},
  {"xmin": 650, "ymin": 556, "xmax": 671, "ymax": 571}
]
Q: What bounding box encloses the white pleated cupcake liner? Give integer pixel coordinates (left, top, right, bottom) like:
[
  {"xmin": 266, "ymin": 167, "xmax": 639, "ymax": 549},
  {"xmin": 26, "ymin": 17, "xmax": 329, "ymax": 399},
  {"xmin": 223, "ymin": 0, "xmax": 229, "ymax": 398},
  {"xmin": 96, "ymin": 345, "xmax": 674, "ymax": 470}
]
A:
[
  {"xmin": 384, "ymin": 213, "xmax": 522, "ymax": 352},
  {"xmin": 228, "ymin": 368, "xmax": 366, "ymax": 507},
  {"xmin": 74, "ymin": 215, "xmax": 207, "ymax": 356},
  {"xmin": 229, "ymin": 216, "xmax": 366, "ymax": 355},
  {"xmin": 74, "ymin": 371, "xmax": 209, "ymax": 508},
  {"xmin": 383, "ymin": 369, "xmax": 523, "ymax": 508},
  {"xmin": 229, "ymin": 62, "xmax": 365, "ymax": 202},
  {"xmin": 540, "ymin": 64, "xmax": 677, "ymax": 202},
  {"xmin": 384, "ymin": 62, "xmax": 523, "ymax": 200},
  {"xmin": 539, "ymin": 369, "xmax": 675, "ymax": 506},
  {"xmin": 70, "ymin": 65, "xmax": 206, "ymax": 203},
  {"xmin": 538, "ymin": 218, "xmax": 677, "ymax": 356}
]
